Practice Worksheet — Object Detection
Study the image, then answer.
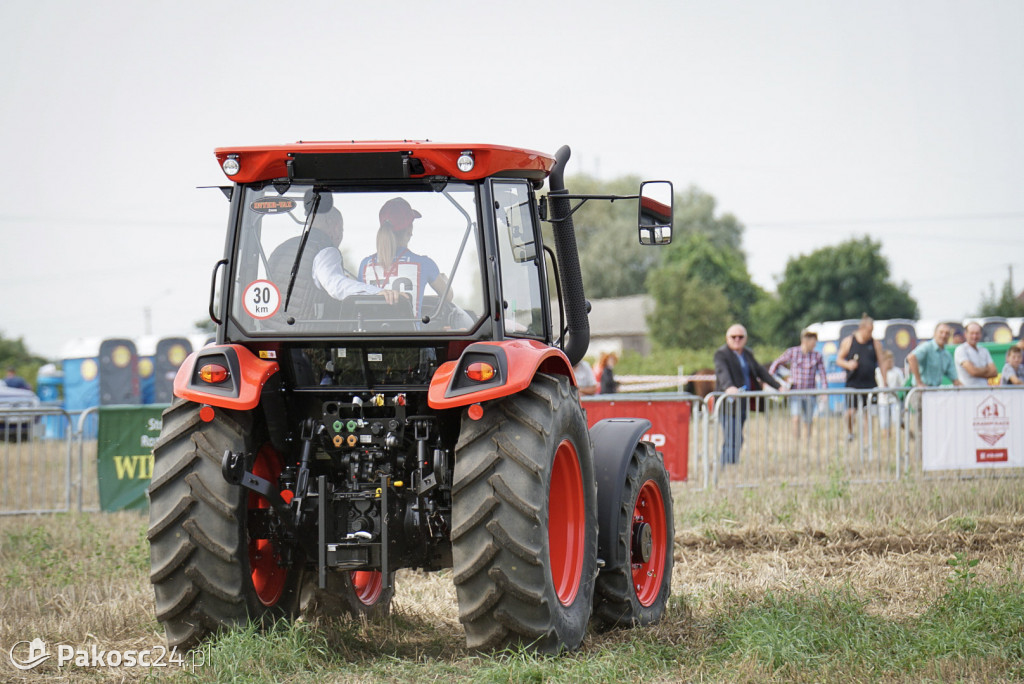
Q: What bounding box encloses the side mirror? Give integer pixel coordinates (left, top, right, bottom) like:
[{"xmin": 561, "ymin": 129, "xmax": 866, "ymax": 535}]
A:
[{"xmin": 638, "ymin": 180, "xmax": 673, "ymax": 245}]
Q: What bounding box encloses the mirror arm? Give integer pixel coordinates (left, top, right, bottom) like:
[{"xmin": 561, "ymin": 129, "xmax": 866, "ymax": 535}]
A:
[{"xmin": 540, "ymin": 193, "xmax": 640, "ymax": 223}]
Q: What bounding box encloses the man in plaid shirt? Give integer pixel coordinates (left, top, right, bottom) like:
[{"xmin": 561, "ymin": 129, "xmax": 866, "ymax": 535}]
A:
[{"xmin": 769, "ymin": 330, "xmax": 828, "ymax": 438}]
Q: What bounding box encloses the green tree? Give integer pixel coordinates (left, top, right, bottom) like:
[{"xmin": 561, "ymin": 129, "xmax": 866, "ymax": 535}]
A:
[
  {"xmin": 765, "ymin": 236, "xmax": 919, "ymax": 346},
  {"xmin": 976, "ymin": 272, "xmax": 1024, "ymax": 317},
  {"xmin": 0, "ymin": 332, "xmax": 48, "ymax": 391},
  {"xmin": 658, "ymin": 232, "xmax": 767, "ymax": 330},
  {"xmin": 646, "ymin": 262, "xmax": 733, "ymax": 349}
]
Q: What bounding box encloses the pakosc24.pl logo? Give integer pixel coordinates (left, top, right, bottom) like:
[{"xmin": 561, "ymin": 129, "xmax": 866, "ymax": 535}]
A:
[{"xmin": 9, "ymin": 638, "xmax": 207, "ymax": 672}]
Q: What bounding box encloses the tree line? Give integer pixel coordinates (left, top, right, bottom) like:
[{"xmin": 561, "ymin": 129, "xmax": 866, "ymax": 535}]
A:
[{"xmin": 560, "ymin": 174, "xmax": 1019, "ymax": 351}]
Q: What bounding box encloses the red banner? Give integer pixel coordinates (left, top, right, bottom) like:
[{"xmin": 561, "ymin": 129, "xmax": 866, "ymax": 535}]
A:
[{"xmin": 583, "ymin": 399, "xmax": 690, "ymax": 481}]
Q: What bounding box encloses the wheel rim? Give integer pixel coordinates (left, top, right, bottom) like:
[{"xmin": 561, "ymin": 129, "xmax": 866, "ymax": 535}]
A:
[
  {"xmin": 350, "ymin": 570, "xmax": 384, "ymax": 605},
  {"xmin": 248, "ymin": 443, "xmax": 287, "ymax": 607},
  {"xmin": 548, "ymin": 439, "xmax": 585, "ymax": 607},
  {"xmin": 631, "ymin": 479, "xmax": 668, "ymax": 607}
]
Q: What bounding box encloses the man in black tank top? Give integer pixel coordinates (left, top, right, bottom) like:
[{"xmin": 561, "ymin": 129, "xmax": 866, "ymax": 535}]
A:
[{"xmin": 836, "ymin": 315, "xmax": 885, "ymax": 441}]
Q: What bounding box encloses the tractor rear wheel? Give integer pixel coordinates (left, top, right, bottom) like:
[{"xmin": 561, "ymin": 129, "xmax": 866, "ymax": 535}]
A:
[
  {"xmin": 148, "ymin": 400, "xmax": 302, "ymax": 648},
  {"xmin": 593, "ymin": 442, "xmax": 673, "ymax": 628},
  {"xmin": 452, "ymin": 373, "xmax": 598, "ymax": 653}
]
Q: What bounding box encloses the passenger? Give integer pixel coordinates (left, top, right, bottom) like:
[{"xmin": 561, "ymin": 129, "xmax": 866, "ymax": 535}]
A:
[{"xmin": 359, "ymin": 198, "xmax": 451, "ymax": 318}]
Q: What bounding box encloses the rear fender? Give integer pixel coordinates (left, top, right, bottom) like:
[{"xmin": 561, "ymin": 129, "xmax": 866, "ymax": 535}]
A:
[
  {"xmin": 427, "ymin": 339, "xmax": 574, "ymax": 409},
  {"xmin": 173, "ymin": 344, "xmax": 278, "ymax": 411},
  {"xmin": 590, "ymin": 418, "xmax": 653, "ymax": 565}
]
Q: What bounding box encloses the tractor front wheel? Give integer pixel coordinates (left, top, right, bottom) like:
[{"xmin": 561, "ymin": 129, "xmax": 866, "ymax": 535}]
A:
[{"xmin": 452, "ymin": 373, "xmax": 598, "ymax": 653}]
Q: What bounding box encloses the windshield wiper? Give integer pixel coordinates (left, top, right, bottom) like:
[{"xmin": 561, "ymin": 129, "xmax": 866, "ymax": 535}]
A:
[{"xmin": 284, "ymin": 191, "xmax": 321, "ymax": 312}]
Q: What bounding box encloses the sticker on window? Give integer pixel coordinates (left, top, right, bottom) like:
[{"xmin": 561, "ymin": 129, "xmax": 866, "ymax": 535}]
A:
[
  {"xmin": 250, "ymin": 198, "xmax": 297, "ymax": 214},
  {"xmin": 242, "ymin": 280, "xmax": 281, "ymax": 319}
]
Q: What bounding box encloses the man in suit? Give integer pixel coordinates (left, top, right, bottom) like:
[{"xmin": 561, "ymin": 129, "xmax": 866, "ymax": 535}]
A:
[{"xmin": 714, "ymin": 324, "xmax": 782, "ymax": 465}]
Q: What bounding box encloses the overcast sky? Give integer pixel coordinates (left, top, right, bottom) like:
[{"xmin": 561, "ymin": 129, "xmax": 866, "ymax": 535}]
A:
[{"xmin": 1, "ymin": 0, "xmax": 1021, "ymax": 358}]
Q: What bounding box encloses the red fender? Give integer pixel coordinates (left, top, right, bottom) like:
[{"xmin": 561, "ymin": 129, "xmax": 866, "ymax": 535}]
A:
[
  {"xmin": 173, "ymin": 344, "xmax": 278, "ymax": 411},
  {"xmin": 428, "ymin": 340, "xmax": 575, "ymax": 409}
]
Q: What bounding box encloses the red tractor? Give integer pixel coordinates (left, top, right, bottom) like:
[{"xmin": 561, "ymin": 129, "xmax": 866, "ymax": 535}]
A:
[{"xmin": 148, "ymin": 141, "xmax": 675, "ymax": 653}]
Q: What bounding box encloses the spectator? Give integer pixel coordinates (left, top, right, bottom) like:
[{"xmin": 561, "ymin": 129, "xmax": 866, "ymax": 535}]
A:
[
  {"xmin": 954, "ymin": 322, "xmax": 997, "ymax": 387},
  {"xmin": 907, "ymin": 323, "xmax": 961, "ymax": 387},
  {"xmin": 769, "ymin": 330, "xmax": 827, "ymax": 439},
  {"xmin": 1001, "ymin": 345, "xmax": 1023, "ymax": 385},
  {"xmin": 4, "ymin": 368, "xmax": 31, "ymax": 391},
  {"xmin": 714, "ymin": 324, "xmax": 781, "ymax": 465},
  {"xmin": 574, "ymin": 359, "xmax": 598, "ymax": 396},
  {"xmin": 597, "ymin": 352, "xmax": 619, "ymax": 394},
  {"xmin": 875, "ymin": 350, "xmax": 905, "ymax": 438},
  {"xmin": 836, "ymin": 314, "xmax": 884, "ymax": 442}
]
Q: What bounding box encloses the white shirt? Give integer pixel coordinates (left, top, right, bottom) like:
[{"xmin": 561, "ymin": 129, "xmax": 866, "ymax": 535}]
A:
[
  {"xmin": 875, "ymin": 366, "xmax": 905, "ymax": 405},
  {"xmin": 954, "ymin": 343, "xmax": 994, "ymax": 387},
  {"xmin": 312, "ymin": 248, "xmax": 381, "ymax": 300}
]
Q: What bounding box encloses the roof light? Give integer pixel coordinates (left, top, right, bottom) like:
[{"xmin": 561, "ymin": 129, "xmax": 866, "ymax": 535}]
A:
[
  {"xmin": 199, "ymin": 363, "xmax": 229, "ymax": 384},
  {"xmin": 457, "ymin": 150, "xmax": 474, "ymax": 173},
  {"xmin": 465, "ymin": 362, "xmax": 495, "ymax": 382},
  {"xmin": 222, "ymin": 154, "xmax": 240, "ymax": 176}
]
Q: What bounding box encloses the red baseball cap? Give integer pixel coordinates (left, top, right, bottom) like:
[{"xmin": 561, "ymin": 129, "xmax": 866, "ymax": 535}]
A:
[{"xmin": 379, "ymin": 197, "xmax": 421, "ymax": 230}]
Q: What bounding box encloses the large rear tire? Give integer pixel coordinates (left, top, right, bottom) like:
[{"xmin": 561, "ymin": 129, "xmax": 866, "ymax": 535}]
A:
[
  {"xmin": 593, "ymin": 442, "xmax": 673, "ymax": 628},
  {"xmin": 147, "ymin": 400, "xmax": 302, "ymax": 648},
  {"xmin": 452, "ymin": 373, "xmax": 598, "ymax": 653}
]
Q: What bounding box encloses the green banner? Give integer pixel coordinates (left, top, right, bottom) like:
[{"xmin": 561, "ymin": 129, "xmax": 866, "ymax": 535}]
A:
[{"xmin": 97, "ymin": 405, "xmax": 167, "ymax": 512}]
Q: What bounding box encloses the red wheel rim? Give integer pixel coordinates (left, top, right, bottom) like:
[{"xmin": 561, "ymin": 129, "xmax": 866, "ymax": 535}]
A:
[
  {"xmin": 350, "ymin": 570, "xmax": 384, "ymax": 605},
  {"xmin": 631, "ymin": 480, "xmax": 668, "ymax": 607},
  {"xmin": 548, "ymin": 439, "xmax": 585, "ymax": 606},
  {"xmin": 248, "ymin": 444, "xmax": 287, "ymax": 607}
]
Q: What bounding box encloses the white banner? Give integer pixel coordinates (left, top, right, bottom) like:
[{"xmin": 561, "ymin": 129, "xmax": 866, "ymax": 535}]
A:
[{"xmin": 922, "ymin": 389, "xmax": 1024, "ymax": 471}]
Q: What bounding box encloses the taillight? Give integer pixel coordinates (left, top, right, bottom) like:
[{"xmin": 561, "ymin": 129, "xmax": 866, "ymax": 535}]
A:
[
  {"xmin": 465, "ymin": 362, "xmax": 496, "ymax": 382},
  {"xmin": 199, "ymin": 363, "xmax": 229, "ymax": 384}
]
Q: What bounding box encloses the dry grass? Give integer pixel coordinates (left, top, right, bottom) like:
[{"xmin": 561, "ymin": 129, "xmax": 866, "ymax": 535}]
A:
[{"xmin": 0, "ymin": 476, "xmax": 1021, "ymax": 681}]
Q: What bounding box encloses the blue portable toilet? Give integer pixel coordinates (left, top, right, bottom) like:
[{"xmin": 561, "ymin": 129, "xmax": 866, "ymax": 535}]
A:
[
  {"xmin": 62, "ymin": 338, "xmax": 102, "ymax": 437},
  {"xmin": 36, "ymin": 363, "xmax": 64, "ymax": 438},
  {"xmin": 136, "ymin": 336, "xmax": 158, "ymax": 404}
]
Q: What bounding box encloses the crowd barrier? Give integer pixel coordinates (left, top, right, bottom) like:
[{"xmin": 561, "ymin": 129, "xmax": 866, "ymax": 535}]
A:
[{"xmin": 1, "ymin": 385, "xmax": 1021, "ymax": 515}]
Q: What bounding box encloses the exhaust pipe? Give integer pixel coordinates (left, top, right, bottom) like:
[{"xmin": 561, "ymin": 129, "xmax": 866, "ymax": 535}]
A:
[{"xmin": 548, "ymin": 145, "xmax": 589, "ymax": 367}]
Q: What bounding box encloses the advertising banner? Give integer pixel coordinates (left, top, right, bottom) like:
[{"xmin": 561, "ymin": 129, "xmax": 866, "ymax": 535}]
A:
[
  {"xmin": 584, "ymin": 398, "xmax": 690, "ymax": 481},
  {"xmin": 922, "ymin": 390, "xmax": 1023, "ymax": 471},
  {"xmin": 97, "ymin": 405, "xmax": 165, "ymax": 511}
]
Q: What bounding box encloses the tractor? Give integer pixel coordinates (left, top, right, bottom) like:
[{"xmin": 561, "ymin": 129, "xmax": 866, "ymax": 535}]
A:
[{"xmin": 148, "ymin": 141, "xmax": 675, "ymax": 653}]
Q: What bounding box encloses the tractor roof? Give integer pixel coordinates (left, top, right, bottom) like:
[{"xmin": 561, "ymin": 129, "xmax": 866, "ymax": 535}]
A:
[{"xmin": 214, "ymin": 141, "xmax": 556, "ymax": 184}]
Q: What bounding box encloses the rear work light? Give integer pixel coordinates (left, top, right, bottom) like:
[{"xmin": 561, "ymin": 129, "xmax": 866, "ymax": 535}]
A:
[
  {"xmin": 222, "ymin": 155, "xmax": 240, "ymax": 176},
  {"xmin": 465, "ymin": 362, "xmax": 495, "ymax": 382},
  {"xmin": 199, "ymin": 363, "xmax": 229, "ymax": 384}
]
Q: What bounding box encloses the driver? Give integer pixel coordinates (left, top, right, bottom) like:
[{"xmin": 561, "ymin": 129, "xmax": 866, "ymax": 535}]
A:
[
  {"xmin": 267, "ymin": 191, "xmax": 402, "ymax": 321},
  {"xmin": 358, "ymin": 197, "xmax": 451, "ymax": 317}
]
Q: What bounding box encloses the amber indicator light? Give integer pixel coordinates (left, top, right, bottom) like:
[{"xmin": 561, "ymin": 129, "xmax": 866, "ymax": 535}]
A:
[
  {"xmin": 465, "ymin": 362, "xmax": 496, "ymax": 382},
  {"xmin": 199, "ymin": 363, "xmax": 229, "ymax": 384}
]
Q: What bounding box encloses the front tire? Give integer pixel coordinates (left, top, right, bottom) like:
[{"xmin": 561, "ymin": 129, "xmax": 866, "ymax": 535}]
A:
[
  {"xmin": 147, "ymin": 400, "xmax": 302, "ymax": 648},
  {"xmin": 451, "ymin": 373, "xmax": 598, "ymax": 653}
]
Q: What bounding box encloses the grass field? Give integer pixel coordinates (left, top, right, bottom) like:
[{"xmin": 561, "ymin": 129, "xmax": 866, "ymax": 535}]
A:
[{"xmin": 1, "ymin": 475, "xmax": 1022, "ymax": 682}]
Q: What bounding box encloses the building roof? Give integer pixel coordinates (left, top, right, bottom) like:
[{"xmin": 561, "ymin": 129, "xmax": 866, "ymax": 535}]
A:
[{"xmin": 586, "ymin": 295, "xmax": 652, "ymax": 337}]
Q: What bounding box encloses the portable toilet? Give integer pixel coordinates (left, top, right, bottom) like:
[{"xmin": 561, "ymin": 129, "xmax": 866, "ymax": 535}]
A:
[
  {"xmin": 62, "ymin": 338, "xmax": 102, "ymax": 437},
  {"xmin": 154, "ymin": 337, "xmax": 193, "ymax": 404},
  {"xmin": 136, "ymin": 335, "xmax": 158, "ymax": 404},
  {"xmin": 36, "ymin": 363, "xmax": 64, "ymax": 438},
  {"xmin": 98, "ymin": 338, "xmax": 141, "ymax": 405},
  {"xmin": 1004, "ymin": 317, "xmax": 1023, "ymax": 341},
  {"xmin": 873, "ymin": 319, "xmax": 918, "ymax": 369}
]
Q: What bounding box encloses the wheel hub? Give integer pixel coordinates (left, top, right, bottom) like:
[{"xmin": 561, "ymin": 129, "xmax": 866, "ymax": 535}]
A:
[{"xmin": 632, "ymin": 520, "xmax": 653, "ymax": 563}]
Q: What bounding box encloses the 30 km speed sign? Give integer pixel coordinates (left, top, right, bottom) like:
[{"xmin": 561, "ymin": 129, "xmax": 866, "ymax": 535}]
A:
[{"xmin": 241, "ymin": 280, "xmax": 280, "ymax": 319}]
